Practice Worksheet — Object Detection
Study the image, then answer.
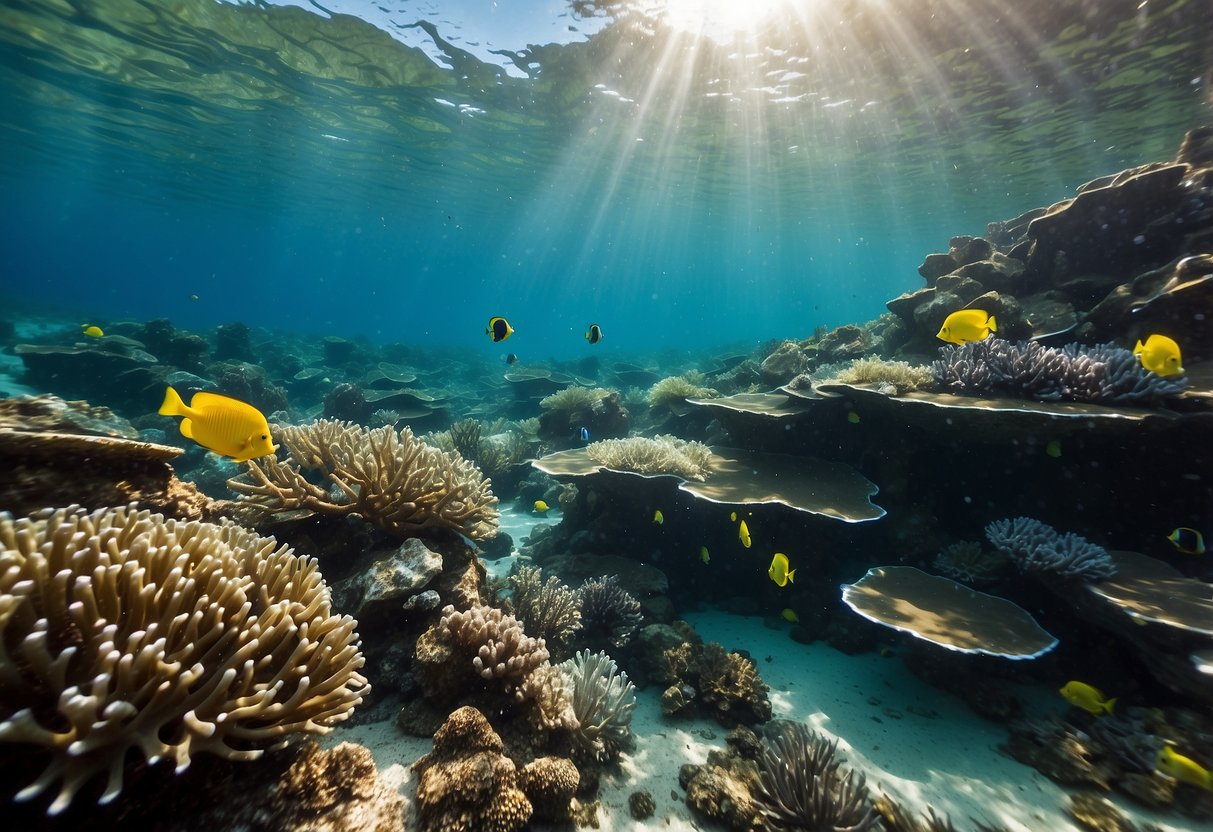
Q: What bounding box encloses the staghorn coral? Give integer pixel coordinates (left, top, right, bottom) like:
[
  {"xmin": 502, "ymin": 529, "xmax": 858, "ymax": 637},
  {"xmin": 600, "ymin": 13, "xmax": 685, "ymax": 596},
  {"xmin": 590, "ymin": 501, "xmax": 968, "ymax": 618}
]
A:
[
  {"xmin": 0, "ymin": 505, "xmax": 367, "ymax": 815},
  {"xmin": 755, "ymin": 720, "xmax": 881, "ymax": 832},
  {"xmin": 985, "ymin": 516, "xmax": 1116, "ymax": 581},
  {"xmin": 648, "ymin": 374, "xmax": 720, "ymax": 410},
  {"xmin": 576, "ymin": 575, "xmax": 643, "ymax": 650},
  {"xmin": 228, "ymin": 418, "xmax": 499, "ymax": 541},
  {"xmin": 508, "ymin": 564, "xmax": 581, "ymax": 656},
  {"xmin": 833, "ymin": 356, "xmax": 935, "ymax": 393},
  {"xmin": 517, "ymin": 663, "xmax": 578, "ymax": 732},
  {"xmin": 448, "ymin": 418, "xmax": 483, "ymax": 462},
  {"xmin": 585, "ymin": 434, "xmax": 714, "ymax": 480},
  {"xmin": 932, "ymin": 540, "xmax": 1008, "ymax": 584},
  {"xmin": 558, "ymin": 649, "xmax": 637, "ymax": 763},
  {"xmin": 664, "ymin": 641, "xmax": 772, "ymax": 727},
  {"xmin": 931, "ymin": 338, "xmax": 1188, "ymax": 404},
  {"xmin": 413, "ymin": 706, "xmax": 532, "ymax": 832}
]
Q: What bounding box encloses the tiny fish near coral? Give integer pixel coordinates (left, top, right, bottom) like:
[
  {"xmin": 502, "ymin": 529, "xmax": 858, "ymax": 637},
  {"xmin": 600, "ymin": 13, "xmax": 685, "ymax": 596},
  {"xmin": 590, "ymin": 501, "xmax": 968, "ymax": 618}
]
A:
[{"xmin": 1060, "ymin": 681, "xmax": 1116, "ymax": 716}]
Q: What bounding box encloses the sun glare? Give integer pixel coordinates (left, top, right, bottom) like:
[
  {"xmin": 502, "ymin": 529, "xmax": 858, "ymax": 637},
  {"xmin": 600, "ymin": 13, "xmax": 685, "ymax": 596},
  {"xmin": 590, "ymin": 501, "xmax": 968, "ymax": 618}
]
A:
[{"xmin": 656, "ymin": 0, "xmax": 808, "ymax": 40}]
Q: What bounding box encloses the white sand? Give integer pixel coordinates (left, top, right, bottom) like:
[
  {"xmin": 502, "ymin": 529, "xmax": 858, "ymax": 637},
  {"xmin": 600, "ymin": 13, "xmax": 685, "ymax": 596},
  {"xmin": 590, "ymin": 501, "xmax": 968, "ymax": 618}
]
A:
[{"xmin": 327, "ymin": 608, "xmax": 1201, "ymax": 830}]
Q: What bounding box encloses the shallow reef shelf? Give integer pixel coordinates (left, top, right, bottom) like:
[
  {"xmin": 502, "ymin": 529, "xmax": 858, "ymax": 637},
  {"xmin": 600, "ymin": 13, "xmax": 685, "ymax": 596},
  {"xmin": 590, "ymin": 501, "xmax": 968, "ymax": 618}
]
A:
[{"xmin": 685, "ymin": 391, "xmax": 818, "ymax": 418}]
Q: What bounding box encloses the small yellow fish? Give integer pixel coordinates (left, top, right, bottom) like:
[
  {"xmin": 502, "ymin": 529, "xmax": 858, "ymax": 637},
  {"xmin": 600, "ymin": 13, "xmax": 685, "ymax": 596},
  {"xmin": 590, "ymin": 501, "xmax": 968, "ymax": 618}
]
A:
[
  {"xmin": 1167, "ymin": 527, "xmax": 1206, "ymax": 555},
  {"xmin": 158, "ymin": 386, "xmax": 277, "ymax": 462},
  {"xmin": 781, "ymin": 608, "xmax": 799, "ymax": 623},
  {"xmin": 700, "ymin": 546, "xmax": 710, "ymax": 564},
  {"xmin": 1156, "ymin": 745, "xmax": 1213, "ymax": 791},
  {"xmin": 486, "ymin": 316, "xmax": 514, "ymax": 342},
  {"xmin": 653, "ymin": 509, "xmax": 664, "ymax": 525},
  {"xmin": 935, "ymin": 309, "xmax": 997, "ymax": 345},
  {"xmin": 738, "ymin": 519, "xmax": 752, "ymax": 549},
  {"xmin": 1045, "ymin": 439, "xmax": 1062, "ymax": 458},
  {"xmin": 730, "ymin": 511, "xmax": 737, "ymax": 522},
  {"xmin": 1059, "ymin": 681, "xmax": 1116, "ymax": 716},
  {"xmin": 847, "ymin": 410, "xmax": 860, "ymax": 424},
  {"xmin": 585, "ymin": 323, "xmax": 603, "ymax": 344},
  {"xmin": 81, "ymin": 325, "xmax": 104, "ymax": 338},
  {"xmin": 768, "ymin": 552, "xmax": 796, "ymax": 587},
  {"xmin": 1134, "ymin": 334, "xmax": 1183, "ymax": 378},
  {"xmin": 533, "ymin": 500, "xmax": 550, "ymax": 513}
]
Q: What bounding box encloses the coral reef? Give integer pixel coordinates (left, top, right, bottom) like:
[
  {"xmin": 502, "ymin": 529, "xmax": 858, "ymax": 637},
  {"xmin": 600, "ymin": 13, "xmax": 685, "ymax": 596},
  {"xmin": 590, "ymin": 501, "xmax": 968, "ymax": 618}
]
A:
[
  {"xmin": 507, "ymin": 564, "xmax": 581, "ymax": 657},
  {"xmin": 229, "ymin": 418, "xmax": 499, "ymax": 541},
  {"xmin": 985, "ymin": 516, "xmax": 1116, "ymax": 581},
  {"xmin": 415, "ymin": 604, "xmax": 549, "ymax": 698},
  {"xmin": 680, "ymin": 726, "xmax": 765, "ymax": 831},
  {"xmin": 0, "ymin": 505, "xmax": 367, "ymax": 815},
  {"xmin": 832, "ymin": 356, "xmax": 935, "ymax": 393},
  {"xmin": 664, "ymin": 642, "xmax": 772, "ymax": 727},
  {"xmin": 585, "ymin": 434, "xmax": 714, "ymax": 480},
  {"xmin": 648, "ymin": 373, "xmax": 720, "ymax": 410},
  {"xmin": 412, "ymin": 706, "xmax": 533, "ymax": 832},
  {"xmin": 931, "ymin": 339, "xmax": 1188, "ymax": 405},
  {"xmin": 576, "ymin": 575, "xmax": 644, "ymax": 650},
  {"xmin": 755, "ymin": 721, "xmax": 882, "ymax": 832},
  {"xmin": 517, "ymin": 756, "xmax": 579, "ymax": 822},
  {"xmin": 537, "ymin": 386, "xmax": 630, "ymax": 440},
  {"xmin": 558, "ymin": 649, "xmax": 636, "ymax": 763},
  {"xmin": 931, "ymin": 540, "xmax": 1007, "ymax": 584}
]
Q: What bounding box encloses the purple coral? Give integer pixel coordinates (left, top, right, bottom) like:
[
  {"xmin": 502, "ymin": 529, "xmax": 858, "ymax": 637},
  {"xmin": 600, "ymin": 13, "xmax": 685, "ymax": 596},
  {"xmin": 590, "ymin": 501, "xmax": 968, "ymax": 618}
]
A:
[{"xmin": 985, "ymin": 517, "xmax": 1116, "ymax": 581}]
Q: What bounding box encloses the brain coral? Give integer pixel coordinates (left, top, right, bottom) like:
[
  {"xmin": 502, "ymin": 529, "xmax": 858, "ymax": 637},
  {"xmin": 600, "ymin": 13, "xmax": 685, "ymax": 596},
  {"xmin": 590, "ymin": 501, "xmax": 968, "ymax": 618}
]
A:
[{"xmin": 0, "ymin": 505, "xmax": 368, "ymax": 815}]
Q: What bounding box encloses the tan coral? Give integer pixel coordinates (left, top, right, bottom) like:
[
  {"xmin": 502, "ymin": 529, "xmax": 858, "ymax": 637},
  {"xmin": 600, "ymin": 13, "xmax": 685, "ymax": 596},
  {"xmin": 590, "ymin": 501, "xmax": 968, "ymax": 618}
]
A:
[
  {"xmin": 228, "ymin": 419, "xmax": 499, "ymax": 541},
  {"xmin": 585, "ymin": 434, "xmax": 714, "ymax": 480},
  {"xmin": 518, "ymin": 756, "xmax": 579, "ymax": 821},
  {"xmin": 0, "ymin": 505, "xmax": 368, "ymax": 815},
  {"xmin": 416, "ymin": 604, "xmax": 549, "ymax": 698}
]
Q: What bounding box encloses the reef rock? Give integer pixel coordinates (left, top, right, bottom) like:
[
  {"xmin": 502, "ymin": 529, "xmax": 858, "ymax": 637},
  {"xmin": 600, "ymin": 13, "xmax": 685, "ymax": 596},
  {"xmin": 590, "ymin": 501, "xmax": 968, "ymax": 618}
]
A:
[{"xmin": 332, "ymin": 537, "xmax": 444, "ymax": 621}]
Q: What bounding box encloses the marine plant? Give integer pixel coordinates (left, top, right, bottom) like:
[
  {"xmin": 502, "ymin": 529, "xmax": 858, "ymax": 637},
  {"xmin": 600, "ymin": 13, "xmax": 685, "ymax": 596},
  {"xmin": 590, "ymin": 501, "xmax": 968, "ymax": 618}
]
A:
[
  {"xmin": 557, "ymin": 649, "xmax": 637, "ymax": 763},
  {"xmin": 647, "ymin": 373, "xmax": 720, "ymax": 410},
  {"xmin": 755, "ymin": 720, "xmax": 881, "ymax": 832},
  {"xmin": 985, "ymin": 516, "xmax": 1116, "ymax": 581},
  {"xmin": 508, "ymin": 564, "xmax": 581, "ymax": 657},
  {"xmin": 0, "ymin": 504, "xmax": 367, "ymax": 815},
  {"xmin": 229, "ymin": 418, "xmax": 500, "ymax": 541},
  {"xmin": 576, "ymin": 575, "xmax": 643, "ymax": 649},
  {"xmin": 932, "ymin": 338, "xmax": 1189, "ymax": 404},
  {"xmin": 585, "ymin": 434, "xmax": 714, "ymax": 480},
  {"xmin": 832, "ymin": 356, "xmax": 934, "ymax": 393}
]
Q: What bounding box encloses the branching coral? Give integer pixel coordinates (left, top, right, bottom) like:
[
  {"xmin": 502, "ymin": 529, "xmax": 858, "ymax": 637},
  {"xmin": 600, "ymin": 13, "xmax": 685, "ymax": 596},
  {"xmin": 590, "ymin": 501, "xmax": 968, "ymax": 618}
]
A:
[
  {"xmin": 576, "ymin": 575, "xmax": 643, "ymax": 649},
  {"xmin": 228, "ymin": 418, "xmax": 499, "ymax": 541},
  {"xmin": 648, "ymin": 374, "xmax": 720, "ymax": 409},
  {"xmin": 932, "ymin": 540, "xmax": 1007, "ymax": 584},
  {"xmin": 0, "ymin": 505, "xmax": 367, "ymax": 815},
  {"xmin": 517, "ymin": 663, "xmax": 578, "ymax": 732},
  {"xmin": 539, "ymin": 386, "xmax": 612, "ymax": 414},
  {"xmin": 833, "ymin": 356, "xmax": 935, "ymax": 393},
  {"xmin": 558, "ymin": 649, "xmax": 637, "ymax": 763},
  {"xmin": 585, "ymin": 434, "xmax": 714, "ymax": 480},
  {"xmin": 755, "ymin": 720, "xmax": 881, "ymax": 832},
  {"xmin": 985, "ymin": 517, "xmax": 1116, "ymax": 581},
  {"xmin": 508, "ymin": 565, "xmax": 581, "ymax": 656},
  {"xmin": 932, "ymin": 339, "xmax": 1188, "ymax": 404},
  {"xmin": 448, "ymin": 418, "xmax": 483, "ymax": 462},
  {"xmin": 664, "ymin": 642, "xmax": 772, "ymax": 727},
  {"xmin": 423, "ymin": 604, "xmax": 550, "ymax": 695}
]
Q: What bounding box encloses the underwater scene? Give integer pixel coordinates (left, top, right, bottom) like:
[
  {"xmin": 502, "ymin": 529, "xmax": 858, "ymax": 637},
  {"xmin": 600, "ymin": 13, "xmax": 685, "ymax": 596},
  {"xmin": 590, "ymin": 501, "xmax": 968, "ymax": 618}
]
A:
[{"xmin": 1, "ymin": 0, "xmax": 1212, "ymax": 829}]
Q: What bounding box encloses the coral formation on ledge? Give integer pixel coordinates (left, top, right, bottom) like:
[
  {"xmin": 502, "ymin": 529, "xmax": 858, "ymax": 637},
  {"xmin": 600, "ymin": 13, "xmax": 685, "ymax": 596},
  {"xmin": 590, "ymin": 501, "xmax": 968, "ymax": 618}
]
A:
[
  {"xmin": 985, "ymin": 516, "xmax": 1116, "ymax": 581},
  {"xmin": 0, "ymin": 505, "xmax": 368, "ymax": 815},
  {"xmin": 585, "ymin": 434, "xmax": 714, "ymax": 480}
]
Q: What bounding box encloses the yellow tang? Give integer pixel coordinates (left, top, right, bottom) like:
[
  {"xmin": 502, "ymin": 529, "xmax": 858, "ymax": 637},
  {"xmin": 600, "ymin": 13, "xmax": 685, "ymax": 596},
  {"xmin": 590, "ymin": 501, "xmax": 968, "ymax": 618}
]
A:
[
  {"xmin": 738, "ymin": 519, "xmax": 752, "ymax": 549},
  {"xmin": 1134, "ymin": 333, "xmax": 1183, "ymax": 378},
  {"xmin": 533, "ymin": 500, "xmax": 550, "ymax": 513},
  {"xmin": 486, "ymin": 316, "xmax": 514, "ymax": 342},
  {"xmin": 1059, "ymin": 680, "xmax": 1115, "ymax": 716},
  {"xmin": 935, "ymin": 309, "xmax": 997, "ymax": 345},
  {"xmin": 158, "ymin": 386, "xmax": 277, "ymax": 462},
  {"xmin": 81, "ymin": 325, "xmax": 104, "ymax": 338},
  {"xmin": 768, "ymin": 552, "xmax": 796, "ymax": 587},
  {"xmin": 1156, "ymin": 745, "xmax": 1213, "ymax": 791},
  {"xmin": 653, "ymin": 509, "xmax": 664, "ymax": 525},
  {"xmin": 700, "ymin": 546, "xmax": 710, "ymax": 565},
  {"xmin": 781, "ymin": 608, "xmax": 799, "ymax": 623}
]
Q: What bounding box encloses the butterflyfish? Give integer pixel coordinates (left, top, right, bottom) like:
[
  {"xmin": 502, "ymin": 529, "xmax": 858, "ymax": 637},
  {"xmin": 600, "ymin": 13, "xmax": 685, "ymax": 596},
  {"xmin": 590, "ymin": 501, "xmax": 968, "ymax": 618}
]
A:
[
  {"xmin": 158, "ymin": 386, "xmax": 277, "ymax": 462},
  {"xmin": 1167, "ymin": 527, "xmax": 1206, "ymax": 555},
  {"xmin": 1134, "ymin": 334, "xmax": 1183, "ymax": 378},
  {"xmin": 781, "ymin": 608, "xmax": 799, "ymax": 623},
  {"xmin": 738, "ymin": 519, "xmax": 752, "ymax": 549},
  {"xmin": 653, "ymin": 509, "xmax": 664, "ymax": 525},
  {"xmin": 1059, "ymin": 681, "xmax": 1115, "ymax": 716},
  {"xmin": 505, "ymin": 353, "xmax": 519, "ymax": 365},
  {"xmin": 81, "ymin": 325, "xmax": 104, "ymax": 338},
  {"xmin": 768, "ymin": 552, "xmax": 795, "ymax": 587},
  {"xmin": 533, "ymin": 500, "xmax": 550, "ymax": 513},
  {"xmin": 700, "ymin": 546, "xmax": 710, "ymax": 564},
  {"xmin": 1156, "ymin": 745, "xmax": 1213, "ymax": 791},
  {"xmin": 935, "ymin": 309, "xmax": 997, "ymax": 345},
  {"xmin": 585, "ymin": 323, "xmax": 603, "ymax": 344},
  {"xmin": 486, "ymin": 316, "xmax": 514, "ymax": 342}
]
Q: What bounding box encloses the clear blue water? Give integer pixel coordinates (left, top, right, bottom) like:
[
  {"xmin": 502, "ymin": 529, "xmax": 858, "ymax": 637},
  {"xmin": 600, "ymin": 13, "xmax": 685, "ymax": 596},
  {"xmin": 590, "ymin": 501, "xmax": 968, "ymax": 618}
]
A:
[{"xmin": 0, "ymin": 0, "xmax": 1207, "ymax": 361}]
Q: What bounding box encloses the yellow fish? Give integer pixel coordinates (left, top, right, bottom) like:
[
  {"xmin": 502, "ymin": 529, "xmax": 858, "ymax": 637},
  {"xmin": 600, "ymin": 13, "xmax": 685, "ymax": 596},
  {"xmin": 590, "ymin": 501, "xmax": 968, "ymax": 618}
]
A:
[
  {"xmin": 158, "ymin": 386, "xmax": 277, "ymax": 462},
  {"xmin": 1045, "ymin": 439, "xmax": 1062, "ymax": 458},
  {"xmin": 533, "ymin": 500, "xmax": 550, "ymax": 513},
  {"xmin": 738, "ymin": 519, "xmax": 752, "ymax": 549},
  {"xmin": 730, "ymin": 511, "xmax": 737, "ymax": 522},
  {"xmin": 81, "ymin": 325, "xmax": 104, "ymax": 338},
  {"xmin": 847, "ymin": 411, "xmax": 860, "ymax": 424},
  {"xmin": 768, "ymin": 552, "xmax": 795, "ymax": 587},
  {"xmin": 1134, "ymin": 334, "xmax": 1183, "ymax": 377},
  {"xmin": 1167, "ymin": 527, "xmax": 1205, "ymax": 555},
  {"xmin": 486, "ymin": 316, "xmax": 514, "ymax": 342},
  {"xmin": 781, "ymin": 608, "xmax": 799, "ymax": 623},
  {"xmin": 935, "ymin": 309, "xmax": 997, "ymax": 345},
  {"xmin": 653, "ymin": 509, "xmax": 664, "ymax": 525},
  {"xmin": 700, "ymin": 546, "xmax": 710, "ymax": 564},
  {"xmin": 1156, "ymin": 745, "xmax": 1213, "ymax": 791},
  {"xmin": 584, "ymin": 323, "xmax": 603, "ymax": 344},
  {"xmin": 1059, "ymin": 681, "xmax": 1115, "ymax": 716}
]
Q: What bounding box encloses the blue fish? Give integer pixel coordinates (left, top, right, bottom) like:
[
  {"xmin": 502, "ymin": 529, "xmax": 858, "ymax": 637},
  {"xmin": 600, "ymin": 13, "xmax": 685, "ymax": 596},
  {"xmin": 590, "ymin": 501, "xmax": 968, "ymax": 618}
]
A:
[{"xmin": 579, "ymin": 426, "xmax": 590, "ymax": 442}]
